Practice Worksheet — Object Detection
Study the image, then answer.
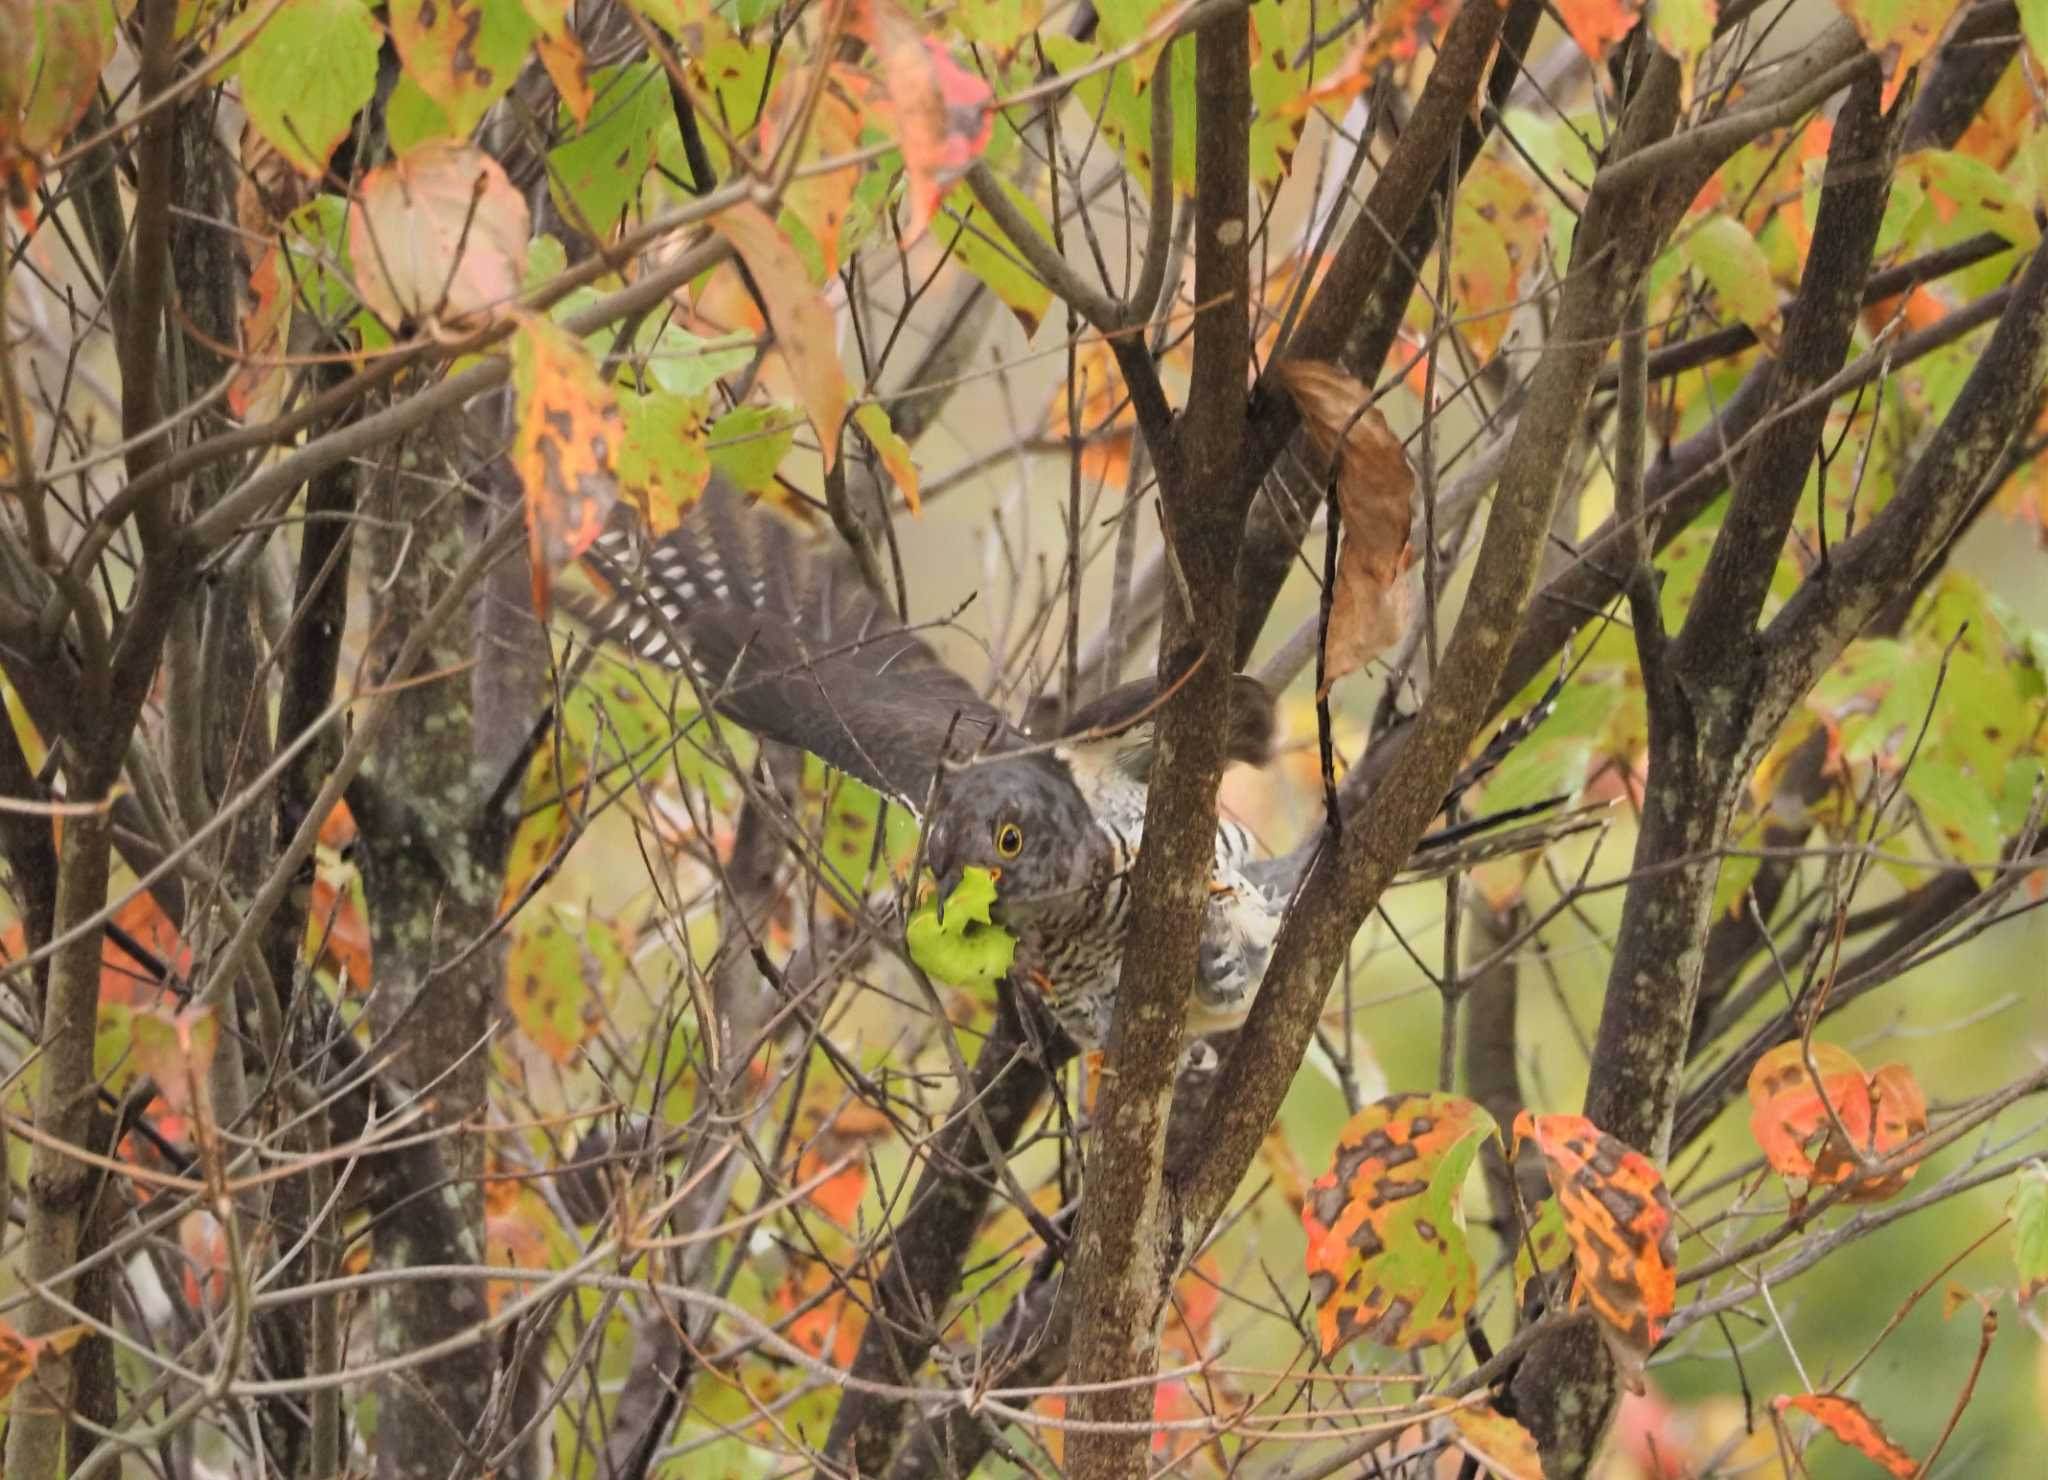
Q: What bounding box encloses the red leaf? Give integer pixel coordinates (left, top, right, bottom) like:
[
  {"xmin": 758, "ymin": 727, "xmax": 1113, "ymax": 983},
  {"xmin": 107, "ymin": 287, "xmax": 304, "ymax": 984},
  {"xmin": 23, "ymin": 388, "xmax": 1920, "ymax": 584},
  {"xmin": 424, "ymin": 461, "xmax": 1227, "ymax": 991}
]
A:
[
  {"xmin": 1776, "ymin": 1392, "xmax": 1917, "ymax": 1477},
  {"xmin": 1514, "ymin": 1112, "xmax": 1678, "ymax": 1394},
  {"xmin": 348, "ymin": 142, "xmax": 530, "ymax": 331},
  {"xmin": 848, "ymin": 0, "xmax": 994, "ymax": 244},
  {"xmin": 511, "ymin": 311, "xmax": 623, "ymax": 615}
]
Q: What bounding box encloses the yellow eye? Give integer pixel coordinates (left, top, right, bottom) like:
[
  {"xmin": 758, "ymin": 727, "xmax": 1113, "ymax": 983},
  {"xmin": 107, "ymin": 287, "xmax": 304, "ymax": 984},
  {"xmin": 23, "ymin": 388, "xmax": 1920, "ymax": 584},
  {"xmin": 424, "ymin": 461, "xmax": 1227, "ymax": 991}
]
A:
[{"xmin": 994, "ymin": 822, "xmax": 1024, "ymax": 859}]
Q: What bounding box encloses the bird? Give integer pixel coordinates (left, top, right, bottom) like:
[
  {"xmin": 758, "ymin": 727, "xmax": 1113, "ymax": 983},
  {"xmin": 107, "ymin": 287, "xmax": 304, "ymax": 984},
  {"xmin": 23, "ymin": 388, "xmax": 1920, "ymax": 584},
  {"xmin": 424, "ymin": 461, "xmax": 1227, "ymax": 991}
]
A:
[
  {"xmin": 575, "ymin": 479, "xmax": 1288, "ymax": 1050},
  {"xmin": 576, "ymin": 481, "xmax": 1564, "ymax": 1050}
]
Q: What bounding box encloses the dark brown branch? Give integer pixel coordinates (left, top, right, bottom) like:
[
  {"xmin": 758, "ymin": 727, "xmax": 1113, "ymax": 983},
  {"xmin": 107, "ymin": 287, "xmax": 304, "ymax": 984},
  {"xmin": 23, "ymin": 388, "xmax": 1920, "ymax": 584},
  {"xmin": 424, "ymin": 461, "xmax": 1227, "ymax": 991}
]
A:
[
  {"xmin": 818, "ymin": 1003, "xmax": 1059, "ymax": 1474},
  {"xmin": 1061, "ymin": 15, "xmax": 1254, "ymax": 1475}
]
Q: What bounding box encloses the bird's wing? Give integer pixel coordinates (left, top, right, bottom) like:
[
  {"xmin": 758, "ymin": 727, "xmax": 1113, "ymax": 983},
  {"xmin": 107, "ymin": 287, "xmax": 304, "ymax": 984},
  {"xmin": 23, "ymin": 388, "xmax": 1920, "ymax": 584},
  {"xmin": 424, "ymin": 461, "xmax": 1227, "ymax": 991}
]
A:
[
  {"xmin": 577, "ymin": 481, "xmax": 1007, "ymax": 806},
  {"xmin": 1060, "ymin": 672, "xmax": 1276, "ymax": 782}
]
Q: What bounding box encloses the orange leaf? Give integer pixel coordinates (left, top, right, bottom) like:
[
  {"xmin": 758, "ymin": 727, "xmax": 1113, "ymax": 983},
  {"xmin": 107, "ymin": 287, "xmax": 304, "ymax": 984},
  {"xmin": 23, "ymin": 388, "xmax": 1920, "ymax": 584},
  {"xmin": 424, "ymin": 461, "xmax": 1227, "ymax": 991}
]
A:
[
  {"xmin": 1776, "ymin": 1392, "xmax": 1917, "ymax": 1477},
  {"xmin": 348, "ymin": 142, "xmax": 530, "ymax": 331},
  {"xmin": 1747, "ymin": 1042, "xmax": 1927, "ymax": 1201},
  {"xmin": 231, "ymin": 242, "xmax": 293, "ymax": 423},
  {"xmin": 1057, "ymin": 340, "xmax": 1137, "ymax": 488},
  {"xmin": 1553, "ymin": 0, "xmax": 1647, "ymax": 67},
  {"xmin": 485, "ymin": 1178, "xmax": 558, "ymax": 1315},
  {"xmin": 775, "ymin": 1256, "xmax": 867, "ymax": 1369},
  {"xmin": 760, "ymin": 70, "xmax": 866, "ymax": 279},
  {"xmin": 709, "ymin": 201, "xmax": 849, "ymax": 471},
  {"xmin": 1441, "ymin": 1400, "xmax": 1543, "ymax": 1480},
  {"xmin": 306, "ymin": 875, "xmax": 372, "ymax": 992},
  {"xmin": 180, "ymin": 1210, "xmax": 229, "ymax": 1313},
  {"xmin": 847, "ymin": 0, "xmax": 994, "ymax": 244},
  {"xmin": 1271, "ymin": 360, "xmax": 1415, "ymax": 695},
  {"xmin": 522, "ymin": 0, "xmax": 593, "ymax": 123},
  {"xmin": 1513, "ymin": 1112, "xmax": 1678, "ymax": 1395},
  {"xmin": 511, "ymin": 311, "xmax": 623, "ymax": 616},
  {"xmin": 0, "ymin": 1318, "xmax": 88, "ymax": 1403}
]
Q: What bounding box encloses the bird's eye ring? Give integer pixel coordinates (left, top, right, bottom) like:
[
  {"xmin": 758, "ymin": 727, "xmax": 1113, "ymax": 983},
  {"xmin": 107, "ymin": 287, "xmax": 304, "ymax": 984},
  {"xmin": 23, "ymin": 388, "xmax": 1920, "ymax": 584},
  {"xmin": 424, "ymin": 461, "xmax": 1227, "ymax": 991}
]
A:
[{"xmin": 994, "ymin": 821, "xmax": 1024, "ymax": 859}]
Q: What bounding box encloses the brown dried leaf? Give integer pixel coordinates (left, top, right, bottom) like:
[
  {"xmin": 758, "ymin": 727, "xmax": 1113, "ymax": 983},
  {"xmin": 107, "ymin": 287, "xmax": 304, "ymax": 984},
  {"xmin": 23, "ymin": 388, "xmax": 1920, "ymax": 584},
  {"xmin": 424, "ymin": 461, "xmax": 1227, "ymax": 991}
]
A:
[{"xmin": 1272, "ymin": 360, "xmax": 1415, "ymax": 694}]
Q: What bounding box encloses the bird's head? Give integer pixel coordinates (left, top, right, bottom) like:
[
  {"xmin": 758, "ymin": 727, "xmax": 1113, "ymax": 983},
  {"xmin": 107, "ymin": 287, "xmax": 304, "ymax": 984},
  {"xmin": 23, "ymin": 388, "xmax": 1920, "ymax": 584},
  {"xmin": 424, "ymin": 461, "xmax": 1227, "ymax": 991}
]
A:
[{"xmin": 924, "ymin": 752, "xmax": 1105, "ymax": 923}]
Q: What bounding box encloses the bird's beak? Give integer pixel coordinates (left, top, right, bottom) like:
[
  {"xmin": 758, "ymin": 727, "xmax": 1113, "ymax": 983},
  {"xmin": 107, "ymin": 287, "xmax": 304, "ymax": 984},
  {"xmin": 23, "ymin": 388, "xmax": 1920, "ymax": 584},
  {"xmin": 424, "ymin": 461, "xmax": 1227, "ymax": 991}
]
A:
[{"xmin": 933, "ymin": 863, "xmax": 965, "ymax": 926}]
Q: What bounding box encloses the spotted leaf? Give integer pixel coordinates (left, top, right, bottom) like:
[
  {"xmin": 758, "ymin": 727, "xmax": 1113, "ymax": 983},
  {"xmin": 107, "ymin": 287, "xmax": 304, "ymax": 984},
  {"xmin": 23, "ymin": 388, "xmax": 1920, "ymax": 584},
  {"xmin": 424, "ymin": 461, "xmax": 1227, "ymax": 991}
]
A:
[
  {"xmin": 388, "ymin": 0, "xmax": 536, "ymax": 140},
  {"xmin": 1302, "ymin": 1092, "xmax": 1494, "ymax": 1355},
  {"xmin": 511, "ymin": 310, "xmax": 624, "ymax": 615},
  {"xmin": 1512, "ymin": 1112, "xmax": 1677, "ymax": 1394}
]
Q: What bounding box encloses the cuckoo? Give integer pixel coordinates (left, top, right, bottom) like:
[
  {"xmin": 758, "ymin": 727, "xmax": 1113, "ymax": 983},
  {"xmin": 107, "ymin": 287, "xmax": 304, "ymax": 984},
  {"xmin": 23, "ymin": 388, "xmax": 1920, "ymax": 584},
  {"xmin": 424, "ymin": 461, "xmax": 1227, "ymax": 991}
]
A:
[{"xmin": 579, "ymin": 482, "xmax": 1541, "ymax": 1049}]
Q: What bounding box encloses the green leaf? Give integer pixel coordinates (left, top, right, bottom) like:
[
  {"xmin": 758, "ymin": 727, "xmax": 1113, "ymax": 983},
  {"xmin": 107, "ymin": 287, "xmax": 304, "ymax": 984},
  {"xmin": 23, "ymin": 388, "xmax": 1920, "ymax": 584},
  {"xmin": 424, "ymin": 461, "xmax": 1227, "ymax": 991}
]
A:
[
  {"xmin": 1685, "ymin": 214, "xmax": 1779, "ymax": 343},
  {"xmin": 2014, "ymin": 1162, "xmax": 2048, "ymax": 1302},
  {"xmin": 619, "ymin": 388, "xmax": 711, "ymax": 532},
  {"xmin": 906, "ymin": 867, "xmax": 1017, "ymax": 990},
  {"xmin": 808, "ymin": 759, "xmax": 920, "ymax": 889},
  {"xmin": 283, "ymin": 195, "xmax": 362, "ymax": 328},
  {"xmin": 1905, "ymin": 757, "xmax": 2004, "ymax": 866},
  {"xmin": 10, "ymin": 0, "xmax": 119, "ymax": 156},
  {"xmin": 549, "ymin": 63, "xmax": 668, "ymax": 235},
  {"xmin": 385, "ymin": 70, "xmax": 458, "ymax": 153},
  {"xmin": 1478, "ymin": 678, "xmax": 1611, "ymax": 815},
  {"xmin": 936, "ymin": 176, "xmax": 1053, "ymax": 336},
  {"xmin": 1903, "ymin": 147, "xmax": 2042, "ymax": 252},
  {"xmin": 647, "ymin": 329, "xmax": 755, "ymax": 400},
  {"xmin": 239, "ymin": 0, "xmax": 379, "ymax": 176},
  {"xmin": 706, "ymin": 404, "xmax": 797, "ymax": 492},
  {"xmin": 388, "ymin": 0, "xmax": 537, "ymax": 140}
]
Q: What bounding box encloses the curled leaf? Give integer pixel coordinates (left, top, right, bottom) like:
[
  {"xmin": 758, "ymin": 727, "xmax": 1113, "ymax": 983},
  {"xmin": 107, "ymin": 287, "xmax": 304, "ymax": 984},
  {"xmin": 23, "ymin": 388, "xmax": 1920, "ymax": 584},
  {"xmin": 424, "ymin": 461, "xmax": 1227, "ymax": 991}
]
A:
[{"xmin": 1271, "ymin": 360, "xmax": 1415, "ymax": 695}]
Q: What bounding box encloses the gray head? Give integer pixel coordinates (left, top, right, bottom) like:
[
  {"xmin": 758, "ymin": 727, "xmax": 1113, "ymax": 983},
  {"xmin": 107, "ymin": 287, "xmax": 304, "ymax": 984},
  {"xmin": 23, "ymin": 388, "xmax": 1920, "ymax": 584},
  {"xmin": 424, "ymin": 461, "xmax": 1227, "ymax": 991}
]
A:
[{"xmin": 924, "ymin": 752, "xmax": 1108, "ymax": 923}]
